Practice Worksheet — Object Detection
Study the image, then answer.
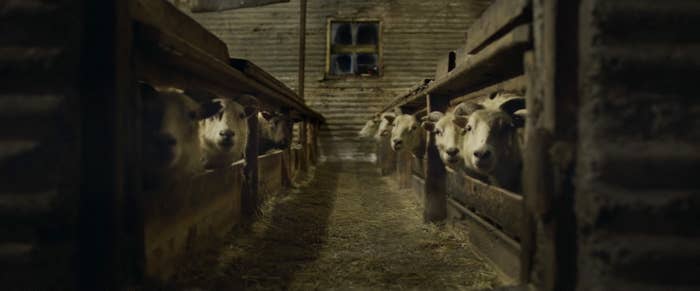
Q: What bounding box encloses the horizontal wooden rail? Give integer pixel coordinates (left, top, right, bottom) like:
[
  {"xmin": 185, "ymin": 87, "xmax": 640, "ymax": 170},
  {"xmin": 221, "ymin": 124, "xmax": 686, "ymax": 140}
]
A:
[
  {"xmin": 380, "ymin": 24, "xmax": 532, "ymax": 114},
  {"xmin": 446, "ymin": 168, "xmax": 523, "ymax": 240},
  {"xmin": 463, "ymin": 0, "xmax": 532, "ymax": 55},
  {"xmin": 131, "ymin": 0, "xmax": 323, "ymax": 122}
]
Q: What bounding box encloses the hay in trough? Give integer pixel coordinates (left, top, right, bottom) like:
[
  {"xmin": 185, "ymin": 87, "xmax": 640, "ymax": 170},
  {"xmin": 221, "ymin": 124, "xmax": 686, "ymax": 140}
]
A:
[{"xmin": 173, "ymin": 162, "xmax": 502, "ymax": 290}]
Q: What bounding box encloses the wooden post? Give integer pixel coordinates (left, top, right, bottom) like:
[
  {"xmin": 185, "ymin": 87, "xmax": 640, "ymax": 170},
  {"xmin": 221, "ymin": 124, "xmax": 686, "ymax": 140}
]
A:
[
  {"xmin": 78, "ymin": 0, "xmax": 133, "ymax": 289},
  {"xmin": 300, "ymin": 120, "xmax": 309, "ymax": 172},
  {"xmin": 297, "ymin": 0, "xmax": 307, "ymax": 99},
  {"xmin": 423, "ymin": 94, "xmax": 448, "ymax": 222},
  {"xmin": 243, "ymin": 111, "xmax": 260, "ymax": 218}
]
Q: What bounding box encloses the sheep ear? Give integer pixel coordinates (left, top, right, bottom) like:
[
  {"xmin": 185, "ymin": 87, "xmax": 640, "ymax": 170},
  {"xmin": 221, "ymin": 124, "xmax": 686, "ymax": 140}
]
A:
[
  {"xmin": 384, "ymin": 114, "xmax": 396, "ymax": 124},
  {"xmin": 427, "ymin": 111, "xmax": 444, "ymax": 122},
  {"xmin": 138, "ymin": 82, "xmax": 158, "ymax": 100},
  {"xmin": 453, "ymin": 116, "xmax": 468, "ymax": 128},
  {"xmin": 512, "ymin": 109, "xmax": 527, "ymax": 128},
  {"xmin": 422, "ymin": 121, "xmax": 435, "ymax": 132},
  {"xmin": 261, "ymin": 111, "xmax": 274, "ymax": 120},
  {"xmin": 454, "ymin": 102, "xmax": 483, "ymax": 116},
  {"xmin": 198, "ymin": 100, "xmax": 223, "ymax": 120},
  {"xmin": 244, "ymin": 106, "xmax": 257, "ymax": 119},
  {"xmin": 499, "ymin": 97, "xmax": 526, "ymax": 115}
]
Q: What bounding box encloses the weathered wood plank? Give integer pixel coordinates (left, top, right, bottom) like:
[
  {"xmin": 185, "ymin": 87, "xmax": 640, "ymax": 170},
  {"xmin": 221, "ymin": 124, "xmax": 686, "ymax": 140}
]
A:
[
  {"xmin": 463, "ymin": 0, "xmax": 532, "ymax": 54},
  {"xmin": 431, "ymin": 24, "xmax": 532, "ymax": 98},
  {"xmin": 379, "ymin": 24, "xmax": 532, "ymax": 113},
  {"xmin": 230, "ymin": 58, "xmax": 301, "ymax": 102},
  {"xmin": 186, "ymin": 0, "xmax": 290, "ymax": 12},
  {"xmin": 412, "ymin": 175, "xmax": 426, "ymax": 207},
  {"xmin": 131, "ymin": 0, "xmax": 230, "ymax": 62},
  {"xmin": 258, "ymin": 150, "xmax": 284, "ymax": 201},
  {"xmin": 423, "ymin": 94, "xmax": 448, "ymax": 222},
  {"xmin": 447, "ymin": 198, "xmax": 520, "ymax": 281},
  {"xmin": 446, "ymin": 168, "xmax": 523, "ymax": 240},
  {"xmin": 133, "ymin": 23, "xmax": 323, "ymax": 122},
  {"xmin": 144, "ymin": 162, "xmax": 245, "ymax": 280},
  {"xmin": 450, "ymin": 74, "xmax": 527, "ymax": 106}
]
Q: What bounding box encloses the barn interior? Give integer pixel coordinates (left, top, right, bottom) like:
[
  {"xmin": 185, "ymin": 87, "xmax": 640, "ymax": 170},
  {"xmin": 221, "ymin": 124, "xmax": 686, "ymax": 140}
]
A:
[{"xmin": 2, "ymin": 0, "xmax": 699, "ymax": 290}]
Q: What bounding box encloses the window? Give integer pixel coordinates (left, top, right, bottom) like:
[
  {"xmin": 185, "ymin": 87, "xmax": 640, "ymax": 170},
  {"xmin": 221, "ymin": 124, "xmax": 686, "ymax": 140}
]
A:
[{"xmin": 326, "ymin": 20, "xmax": 381, "ymax": 77}]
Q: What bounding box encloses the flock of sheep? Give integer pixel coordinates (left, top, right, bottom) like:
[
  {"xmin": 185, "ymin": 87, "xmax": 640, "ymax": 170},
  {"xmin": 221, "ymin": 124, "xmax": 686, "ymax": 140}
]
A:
[
  {"xmin": 359, "ymin": 93, "xmax": 526, "ymax": 192},
  {"xmin": 139, "ymin": 82, "xmax": 293, "ymax": 189}
]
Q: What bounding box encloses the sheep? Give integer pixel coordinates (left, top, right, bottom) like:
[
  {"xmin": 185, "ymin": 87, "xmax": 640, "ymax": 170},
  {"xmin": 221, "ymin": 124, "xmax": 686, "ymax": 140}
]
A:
[
  {"xmin": 388, "ymin": 114, "xmax": 426, "ymax": 158},
  {"xmin": 374, "ymin": 112, "xmax": 396, "ymax": 141},
  {"xmin": 140, "ymin": 83, "xmax": 222, "ymax": 188},
  {"xmin": 456, "ymin": 93, "xmax": 526, "ymax": 191},
  {"xmin": 199, "ymin": 97, "xmax": 256, "ymax": 169},
  {"xmin": 258, "ymin": 111, "xmax": 293, "ymax": 153},
  {"xmin": 358, "ymin": 115, "xmax": 380, "ymax": 139}
]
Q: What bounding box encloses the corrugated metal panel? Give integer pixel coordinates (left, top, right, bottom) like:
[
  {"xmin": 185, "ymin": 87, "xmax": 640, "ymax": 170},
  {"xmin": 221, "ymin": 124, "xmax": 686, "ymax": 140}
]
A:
[
  {"xmin": 577, "ymin": 0, "xmax": 700, "ymax": 289},
  {"xmin": 0, "ymin": 0, "xmax": 81, "ymax": 288},
  {"xmin": 188, "ymin": 0, "xmax": 493, "ymax": 160}
]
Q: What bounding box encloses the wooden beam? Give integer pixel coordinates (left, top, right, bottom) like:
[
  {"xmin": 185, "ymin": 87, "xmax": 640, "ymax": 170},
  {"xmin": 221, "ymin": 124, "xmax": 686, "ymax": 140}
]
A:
[
  {"xmin": 449, "ymin": 75, "xmax": 527, "ymax": 106},
  {"xmin": 423, "ymin": 94, "xmax": 448, "ymax": 222},
  {"xmin": 298, "ymin": 0, "xmax": 306, "ymax": 99},
  {"xmin": 447, "ymin": 199, "xmax": 521, "ymax": 280},
  {"xmin": 379, "ymin": 24, "xmax": 532, "ymax": 113},
  {"xmin": 187, "ymin": 0, "xmax": 290, "ymax": 12},
  {"xmin": 130, "ymin": 0, "xmax": 230, "ymax": 63},
  {"xmin": 79, "ymin": 0, "xmax": 133, "ymax": 289},
  {"xmin": 446, "ymin": 168, "xmax": 524, "ymax": 240},
  {"xmin": 132, "ymin": 23, "xmax": 323, "ymax": 122},
  {"xmin": 230, "ymin": 59, "xmax": 300, "ymax": 101},
  {"xmin": 463, "ymin": 0, "xmax": 532, "ymax": 54},
  {"xmin": 243, "ymin": 113, "xmax": 259, "ymax": 219}
]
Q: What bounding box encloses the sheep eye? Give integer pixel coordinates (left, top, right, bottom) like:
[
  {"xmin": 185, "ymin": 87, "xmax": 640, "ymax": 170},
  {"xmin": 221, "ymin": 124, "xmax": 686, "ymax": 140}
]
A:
[
  {"xmin": 188, "ymin": 110, "xmax": 198, "ymax": 120},
  {"xmin": 435, "ymin": 130, "xmax": 442, "ymax": 136},
  {"xmin": 239, "ymin": 113, "xmax": 245, "ymax": 120},
  {"xmin": 466, "ymin": 125, "xmax": 472, "ymax": 132}
]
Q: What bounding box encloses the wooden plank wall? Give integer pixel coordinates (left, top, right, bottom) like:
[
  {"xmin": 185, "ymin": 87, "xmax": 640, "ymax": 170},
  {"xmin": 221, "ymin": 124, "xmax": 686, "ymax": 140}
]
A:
[
  {"xmin": 184, "ymin": 0, "xmax": 493, "ymax": 161},
  {"xmin": 143, "ymin": 162, "xmax": 245, "ymax": 280}
]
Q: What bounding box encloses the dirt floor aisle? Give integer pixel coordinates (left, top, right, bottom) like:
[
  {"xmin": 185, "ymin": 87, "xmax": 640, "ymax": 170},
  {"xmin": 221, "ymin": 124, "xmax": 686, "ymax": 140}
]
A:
[{"xmin": 174, "ymin": 162, "xmax": 501, "ymax": 290}]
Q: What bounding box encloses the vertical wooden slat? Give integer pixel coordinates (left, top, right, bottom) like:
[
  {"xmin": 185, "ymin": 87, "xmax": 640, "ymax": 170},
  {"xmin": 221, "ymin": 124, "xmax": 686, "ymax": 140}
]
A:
[
  {"xmin": 297, "ymin": 0, "xmax": 307, "ymax": 99},
  {"xmin": 423, "ymin": 94, "xmax": 448, "ymax": 222},
  {"xmin": 78, "ymin": 0, "xmax": 132, "ymax": 289},
  {"xmin": 243, "ymin": 112, "xmax": 260, "ymax": 218}
]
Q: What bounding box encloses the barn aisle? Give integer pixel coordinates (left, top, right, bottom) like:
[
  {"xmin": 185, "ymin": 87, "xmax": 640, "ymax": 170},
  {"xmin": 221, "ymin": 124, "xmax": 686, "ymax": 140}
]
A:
[{"xmin": 173, "ymin": 162, "xmax": 502, "ymax": 290}]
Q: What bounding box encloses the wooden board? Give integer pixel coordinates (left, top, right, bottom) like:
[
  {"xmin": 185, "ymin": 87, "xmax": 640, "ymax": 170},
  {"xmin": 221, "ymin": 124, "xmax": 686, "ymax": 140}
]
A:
[
  {"xmin": 231, "ymin": 58, "xmax": 301, "ymax": 102},
  {"xmin": 396, "ymin": 151, "xmax": 413, "ymax": 189},
  {"xmin": 412, "ymin": 175, "xmax": 426, "ymax": 207},
  {"xmin": 379, "ymin": 24, "xmax": 532, "ymax": 112},
  {"xmin": 431, "ymin": 24, "xmax": 532, "ymax": 98},
  {"xmin": 447, "ymin": 199, "xmax": 520, "ymax": 281},
  {"xmin": 258, "ymin": 150, "xmax": 284, "ymax": 200},
  {"xmin": 131, "ymin": 0, "xmax": 230, "ymax": 62},
  {"xmin": 188, "ymin": 0, "xmax": 290, "ymax": 12},
  {"xmin": 450, "ymin": 74, "xmax": 528, "ymax": 106},
  {"xmin": 143, "ymin": 161, "xmax": 245, "ymax": 280},
  {"xmin": 446, "ymin": 168, "xmax": 523, "ymax": 240},
  {"xmin": 463, "ymin": 0, "xmax": 532, "ymax": 54},
  {"xmin": 133, "ymin": 23, "xmax": 323, "ymax": 122}
]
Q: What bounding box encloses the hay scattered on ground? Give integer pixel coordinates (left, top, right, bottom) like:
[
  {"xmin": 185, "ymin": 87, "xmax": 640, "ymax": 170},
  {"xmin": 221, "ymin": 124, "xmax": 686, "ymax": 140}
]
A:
[{"xmin": 173, "ymin": 162, "xmax": 502, "ymax": 290}]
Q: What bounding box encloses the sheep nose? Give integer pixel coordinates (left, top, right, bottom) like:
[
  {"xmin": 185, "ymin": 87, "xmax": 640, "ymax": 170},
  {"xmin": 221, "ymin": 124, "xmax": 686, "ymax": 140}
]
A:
[
  {"xmin": 393, "ymin": 139, "xmax": 402, "ymax": 145},
  {"xmin": 446, "ymin": 147, "xmax": 459, "ymax": 156},
  {"xmin": 219, "ymin": 130, "xmax": 234, "ymax": 138},
  {"xmin": 474, "ymin": 149, "xmax": 491, "ymax": 159}
]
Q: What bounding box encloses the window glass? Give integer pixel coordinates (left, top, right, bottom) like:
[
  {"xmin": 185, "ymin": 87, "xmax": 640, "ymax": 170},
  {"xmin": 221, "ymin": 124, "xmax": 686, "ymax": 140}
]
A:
[
  {"xmin": 327, "ymin": 20, "xmax": 380, "ymax": 77},
  {"xmin": 356, "ymin": 23, "xmax": 378, "ymax": 45},
  {"xmin": 332, "ymin": 23, "xmax": 352, "ymax": 45}
]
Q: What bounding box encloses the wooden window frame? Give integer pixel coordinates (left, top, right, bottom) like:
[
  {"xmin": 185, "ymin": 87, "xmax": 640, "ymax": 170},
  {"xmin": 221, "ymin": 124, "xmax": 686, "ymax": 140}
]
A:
[{"xmin": 325, "ymin": 18, "xmax": 383, "ymax": 79}]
